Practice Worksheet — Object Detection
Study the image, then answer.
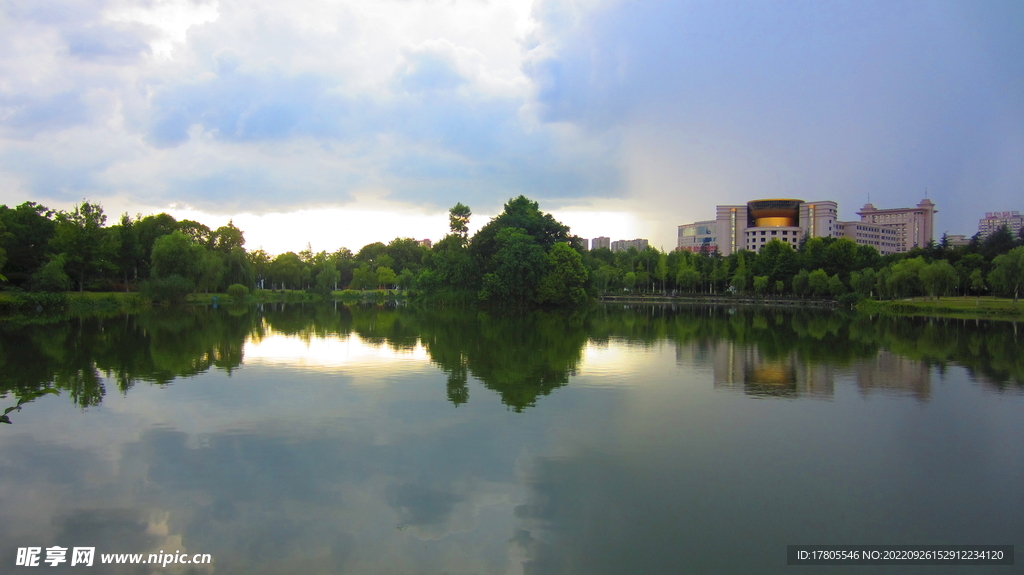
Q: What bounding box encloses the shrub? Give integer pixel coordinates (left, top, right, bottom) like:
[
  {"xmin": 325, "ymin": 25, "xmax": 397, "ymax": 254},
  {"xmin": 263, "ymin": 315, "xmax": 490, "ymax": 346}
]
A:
[
  {"xmin": 227, "ymin": 284, "xmax": 249, "ymax": 302},
  {"xmin": 139, "ymin": 275, "xmax": 194, "ymax": 303}
]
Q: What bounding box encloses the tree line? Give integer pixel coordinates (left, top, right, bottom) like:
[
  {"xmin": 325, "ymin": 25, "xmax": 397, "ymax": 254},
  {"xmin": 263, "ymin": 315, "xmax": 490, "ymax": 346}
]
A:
[
  {"xmin": 2, "ymin": 196, "xmax": 1023, "ymax": 305},
  {"xmin": 583, "ymin": 223, "xmax": 1024, "ymax": 303}
]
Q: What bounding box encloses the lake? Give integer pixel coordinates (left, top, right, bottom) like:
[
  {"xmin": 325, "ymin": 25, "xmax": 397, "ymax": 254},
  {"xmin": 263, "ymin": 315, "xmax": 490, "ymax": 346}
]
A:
[{"xmin": 1, "ymin": 303, "xmax": 1022, "ymax": 574}]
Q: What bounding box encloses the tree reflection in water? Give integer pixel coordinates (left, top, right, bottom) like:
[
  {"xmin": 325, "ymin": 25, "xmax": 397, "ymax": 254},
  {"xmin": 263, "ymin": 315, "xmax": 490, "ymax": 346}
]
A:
[{"xmin": 1, "ymin": 304, "xmax": 1021, "ymax": 417}]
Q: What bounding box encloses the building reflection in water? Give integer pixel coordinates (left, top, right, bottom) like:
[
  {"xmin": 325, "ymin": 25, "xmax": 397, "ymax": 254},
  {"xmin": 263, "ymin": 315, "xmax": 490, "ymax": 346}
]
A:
[
  {"xmin": 682, "ymin": 341, "xmax": 931, "ymax": 400},
  {"xmin": 694, "ymin": 341, "xmax": 835, "ymax": 399},
  {"xmin": 855, "ymin": 349, "xmax": 931, "ymax": 401}
]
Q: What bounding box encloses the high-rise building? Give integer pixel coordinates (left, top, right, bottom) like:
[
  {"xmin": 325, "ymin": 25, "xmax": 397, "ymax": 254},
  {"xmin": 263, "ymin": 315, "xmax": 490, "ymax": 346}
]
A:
[
  {"xmin": 978, "ymin": 211, "xmax": 1023, "ymax": 239},
  {"xmin": 610, "ymin": 238, "xmax": 649, "ymax": 252},
  {"xmin": 711, "ymin": 199, "xmax": 836, "ymax": 256},
  {"xmin": 677, "ymin": 220, "xmax": 717, "ymax": 253},
  {"xmin": 591, "ymin": 236, "xmax": 611, "ymax": 250},
  {"xmin": 856, "ymin": 199, "xmax": 936, "ymax": 252},
  {"xmin": 679, "ymin": 197, "xmax": 935, "ymax": 256}
]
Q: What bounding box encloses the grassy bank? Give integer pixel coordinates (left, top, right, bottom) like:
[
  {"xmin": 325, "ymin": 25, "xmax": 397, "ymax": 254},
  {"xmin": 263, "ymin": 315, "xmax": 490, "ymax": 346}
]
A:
[
  {"xmin": 857, "ymin": 296, "xmax": 1024, "ymax": 321},
  {"xmin": 0, "ymin": 291, "xmax": 149, "ymax": 316}
]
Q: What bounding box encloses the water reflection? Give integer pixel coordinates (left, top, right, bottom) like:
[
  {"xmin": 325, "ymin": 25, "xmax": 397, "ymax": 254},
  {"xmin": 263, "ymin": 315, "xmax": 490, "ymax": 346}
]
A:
[
  {"xmin": 1, "ymin": 305, "xmax": 1022, "ymax": 418},
  {"xmin": 1, "ymin": 304, "xmax": 1022, "ymax": 574}
]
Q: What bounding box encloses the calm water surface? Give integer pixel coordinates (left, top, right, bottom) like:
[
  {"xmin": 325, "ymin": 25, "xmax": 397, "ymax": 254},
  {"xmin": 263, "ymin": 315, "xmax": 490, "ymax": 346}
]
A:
[{"xmin": 2, "ymin": 304, "xmax": 1023, "ymax": 574}]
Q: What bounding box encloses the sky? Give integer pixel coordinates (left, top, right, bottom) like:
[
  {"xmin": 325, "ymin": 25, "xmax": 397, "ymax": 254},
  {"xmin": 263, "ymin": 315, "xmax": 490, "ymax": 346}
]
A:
[{"xmin": 0, "ymin": 0, "xmax": 1021, "ymax": 254}]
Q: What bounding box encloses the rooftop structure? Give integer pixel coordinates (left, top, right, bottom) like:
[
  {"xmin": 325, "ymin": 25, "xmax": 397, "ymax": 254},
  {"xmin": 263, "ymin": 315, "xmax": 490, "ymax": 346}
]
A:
[
  {"xmin": 978, "ymin": 211, "xmax": 1023, "ymax": 239},
  {"xmin": 856, "ymin": 199, "xmax": 936, "ymax": 252}
]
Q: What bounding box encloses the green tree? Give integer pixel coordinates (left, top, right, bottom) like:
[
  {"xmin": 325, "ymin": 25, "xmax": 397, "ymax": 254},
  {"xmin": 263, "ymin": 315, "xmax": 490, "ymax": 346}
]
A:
[
  {"xmin": 248, "ymin": 249, "xmax": 271, "ymax": 289},
  {"xmin": 313, "ymin": 259, "xmax": 340, "ymax": 295},
  {"xmin": 827, "ymin": 273, "xmax": 846, "ymax": 297},
  {"xmin": 753, "ymin": 275, "xmax": 769, "ymax": 295},
  {"xmin": 222, "ymin": 247, "xmax": 255, "ymax": 288},
  {"xmin": 376, "ymin": 266, "xmax": 398, "ymax": 289},
  {"xmin": 470, "ymin": 196, "xmax": 569, "ymax": 269},
  {"xmin": 150, "ymin": 231, "xmax": 205, "ymax": 282},
  {"xmin": 269, "ymin": 252, "xmax": 304, "ymax": 289},
  {"xmin": 50, "ymin": 201, "xmax": 119, "ymax": 291},
  {"xmin": 623, "ymin": 271, "xmax": 637, "ymax": 291},
  {"xmin": 198, "ymin": 251, "xmax": 224, "ymax": 293},
  {"xmin": 654, "ymin": 253, "xmax": 669, "ymax": 293},
  {"xmin": 110, "ymin": 213, "xmax": 142, "ymax": 289},
  {"xmin": 850, "ymin": 268, "xmax": 877, "ymax": 298},
  {"xmin": 350, "ymin": 263, "xmax": 377, "ymax": 290},
  {"xmin": 449, "ymin": 202, "xmax": 472, "ymax": 237},
  {"xmin": 478, "ymin": 228, "xmax": 548, "ymax": 306},
  {"xmin": 792, "ymin": 269, "xmax": 811, "ymax": 297},
  {"xmin": 919, "ymin": 260, "xmax": 958, "ymax": 300},
  {"xmin": 30, "ymin": 254, "xmax": 72, "ymax": 292},
  {"xmin": 988, "ymin": 246, "xmax": 1024, "ymax": 303},
  {"xmin": 208, "ymin": 221, "xmax": 245, "ymax": 253},
  {"xmin": 676, "ymin": 263, "xmax": 701, "ymax": 293},
  {"xmin": 134, "ymin": 212, "xmax": 179, "ymax": 277},
  {"xmin": 887, "ymin": 257, "xmax": 926, "ymax": 299},
  {"xmin": 969, "ymin": 269, "xmax": 986, "ymax": 299},
  {"xmin": 535, "ymin": 242, "xmax": 589, "ymax": 306},
  {"xmin": 0, "ymin": 201, "xmax": 56, "ymax": 284},
  {"xmin": 808, "ymin": 269, "xmax": 829, "ymax": 297},
  {"xmin": 177, "ymin": 220, "xmax": 211, "ymax": 244}
]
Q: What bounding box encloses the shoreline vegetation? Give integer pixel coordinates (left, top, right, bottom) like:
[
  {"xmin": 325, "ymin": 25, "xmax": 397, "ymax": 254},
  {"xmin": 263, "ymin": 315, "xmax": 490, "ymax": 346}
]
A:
[
  {"xmin": 1, "ymin": 195, "xmax": 1023, "ymax": 319},
  {"xmin": 2, "ymin": 290, "xmax": 1023, "ymax": 323}
]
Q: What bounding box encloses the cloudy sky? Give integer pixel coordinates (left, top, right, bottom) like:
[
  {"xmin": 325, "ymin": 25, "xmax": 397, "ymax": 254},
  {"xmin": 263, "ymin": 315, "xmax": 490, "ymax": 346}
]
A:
[{"xmin": 0, "ymin": 0, "xmax": 1021, "ymax": 253}]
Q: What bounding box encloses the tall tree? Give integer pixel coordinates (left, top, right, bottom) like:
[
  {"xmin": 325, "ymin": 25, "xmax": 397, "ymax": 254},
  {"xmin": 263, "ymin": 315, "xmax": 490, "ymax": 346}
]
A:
[
  {"xmin": 150, "ymin": 231, "xmax": 205, "ymax": 282},
  {"xmin": 988, "ymin": 247, "xmax": 1024, "ymax": 303},
  {"xmin": 448, "ymin": 203, "xmax": 471, "ymax": 238},
  {"xmin": 50, "ymin": 201, "xmax": 119, "ymax": 291},
  {"xmin": 535, "ymin": 242, "xmax": 589, "ymax": 306},
  {"xmin": 478, "ymin": 227, "xmax": 549, "ymax": 306},
  {"xmin": 208, "ymin": 221, "xmax": 245, "ymax": 254},
  {"xmin": 470, "ymin": 196, "xmax": 570, "ymax": 268},
  {"xmin": 0, "ymin": 201, "xmax": 56, "ymax": 284}
]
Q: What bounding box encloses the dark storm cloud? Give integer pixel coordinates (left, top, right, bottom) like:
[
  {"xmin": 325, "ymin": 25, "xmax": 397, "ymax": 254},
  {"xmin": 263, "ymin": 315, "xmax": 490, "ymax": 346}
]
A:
[{"xmin": 523, "ymin": 0, "xmax": 1024, "ymax": 233}]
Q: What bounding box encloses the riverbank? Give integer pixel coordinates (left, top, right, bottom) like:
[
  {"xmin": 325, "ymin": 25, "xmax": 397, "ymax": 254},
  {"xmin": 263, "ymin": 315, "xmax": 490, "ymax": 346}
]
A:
[
  {"xmin": 857, "ymin": 297, "xmax": 1024, "ymax": 321},
  {"xmin": 598, "ymin": 294, "xmax": 839, "ymax": 309},
  {"xmin": 598, "ymin": 293, "xmax": 1024, "ymax": 321}
]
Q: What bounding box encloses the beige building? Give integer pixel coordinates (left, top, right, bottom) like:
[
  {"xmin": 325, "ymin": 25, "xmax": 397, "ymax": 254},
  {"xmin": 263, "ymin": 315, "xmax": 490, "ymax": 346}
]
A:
[
  {"xmin": 591, "ymin": 236, "xmax": 611, "ymax": 250},
  {"xmin": 679, "ymin": 197, "xmax": 936, "ymax": 256},
  {"xmin": 835, "ymin": 221, "xmax": 901, "ymax": 255},
  {"xmin": 978, "ymin": 211, "xmax": 1023, "ymax": 239},
  {"xmin": 610, "ymin": 238, "xmax": 649, "ymax": 252},
  {"xmin": 856, "ymin": 199, "xmax": 936, "ymax": 252},
  {"xmin": 711, "ymin": 199, "xmax": 837, "ymax": 256}
]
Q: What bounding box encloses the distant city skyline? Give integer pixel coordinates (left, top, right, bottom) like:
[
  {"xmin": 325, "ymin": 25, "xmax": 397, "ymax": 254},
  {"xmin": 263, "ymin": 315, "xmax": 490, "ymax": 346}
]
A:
[{"xmin": 0, "ymin": 1, "xmax": 1021, "ymax": 254}]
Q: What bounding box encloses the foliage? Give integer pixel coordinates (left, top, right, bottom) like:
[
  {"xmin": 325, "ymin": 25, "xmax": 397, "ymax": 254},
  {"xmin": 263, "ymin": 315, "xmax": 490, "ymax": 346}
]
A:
[
  {"xmin": 535, "ymin": 242, "xmax": 589, "ymax": 306},
  {"xmin": 478, "ymin": 228, "xmax": 549, "ymax": 306},
  {"xmin": 50, "ymin": 201, "xmax": 119, "ymax": 291},
  {"xmin": 988, "ymin": 247, "xmax": 1024, "ymax": 302},
  {"xmin": 140, "ymin": 274, "xmax": 195, "ymax": 303},
  {"xmin": 30, "ymin": 254, "xmax": 72, "ymax": 292},
  {"xmin": 151, "ymin": 231, "xmax": 205, "ymax": 282},
  {"xmin": 227, "ymin": 284, "xmax": 249, "ymax": 302}
]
